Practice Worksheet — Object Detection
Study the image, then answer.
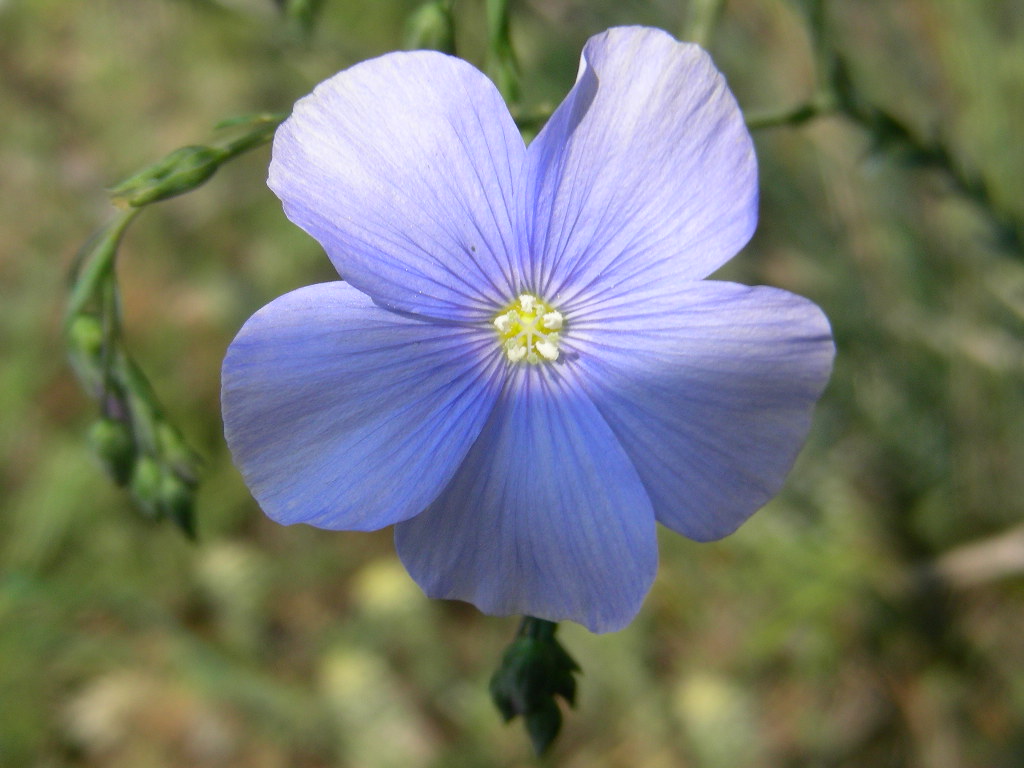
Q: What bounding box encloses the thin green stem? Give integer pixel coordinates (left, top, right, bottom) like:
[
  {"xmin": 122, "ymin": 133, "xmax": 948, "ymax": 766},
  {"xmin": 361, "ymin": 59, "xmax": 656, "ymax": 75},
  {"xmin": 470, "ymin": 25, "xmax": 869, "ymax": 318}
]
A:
[
  {"xmin": 776, "ymin": 0, "xmax": 1024, "ymax": 256},
  {"xmin": 517, "ymin": 616, "xmax": 558, "ymax": 642},
  {"xmin": 97, "ymin": 275, "xmax": 121, "ymax": 418},
  {"xmin": 68, "ymin": 113, "xmax": 277, "ymax": 536},
  {"xmin": 213, "ymin": 112, "xmax": 286, "ymax": 158},
  {"xmin": 821, "ymin": 50, "xmax": 1023, "ymax": 256},
  {"xmin": 683, "ymin": 0, "xmax": 726, "ymax": 47},
  {"xmin": 485, "ymin": 0, "xmax": 519, "ymax": 104},
  {"xmin": 66, "ymin": 208, "xmax": 140, "ymax": 325},
  {"xmin": 745, "ymin": 93, "xmax": 836, "ymax": 130}
]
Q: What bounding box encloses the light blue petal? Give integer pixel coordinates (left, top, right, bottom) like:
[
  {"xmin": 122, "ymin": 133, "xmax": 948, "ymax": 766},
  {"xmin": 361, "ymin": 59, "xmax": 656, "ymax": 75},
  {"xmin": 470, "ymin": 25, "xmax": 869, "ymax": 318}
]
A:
[
  {"xmin": 517, "ymin": 27, "xmax": 757, "ymax": 305},
  {"xmin": 394, "ymin": 365, "xmax": 658, "ymax": 633},
  {"xmin": 269, "ymin": 51, "xmax": 525, "ymax": 322},
  {"xmin": 222, "ymin": 282, "xmax": 503, "ymax": 530},
  {"xmin": 567, "ymin": 281, "xmax": 834, "ymax": 541}
]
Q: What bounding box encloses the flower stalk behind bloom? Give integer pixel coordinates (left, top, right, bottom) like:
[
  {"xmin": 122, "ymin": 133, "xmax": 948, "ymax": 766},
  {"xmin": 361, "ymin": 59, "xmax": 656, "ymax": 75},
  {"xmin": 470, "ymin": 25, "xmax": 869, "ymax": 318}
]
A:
[{"xmin": 222, "ymin": 26, "xmax": 835, "ymax": 633}]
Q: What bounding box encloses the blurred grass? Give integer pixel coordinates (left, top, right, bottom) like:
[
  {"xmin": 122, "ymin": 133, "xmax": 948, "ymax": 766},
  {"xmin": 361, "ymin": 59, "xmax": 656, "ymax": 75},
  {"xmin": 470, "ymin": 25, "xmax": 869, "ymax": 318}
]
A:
[{"xmin": 2, "ymin": 0, "xmax": 1024, "ymax": 766}]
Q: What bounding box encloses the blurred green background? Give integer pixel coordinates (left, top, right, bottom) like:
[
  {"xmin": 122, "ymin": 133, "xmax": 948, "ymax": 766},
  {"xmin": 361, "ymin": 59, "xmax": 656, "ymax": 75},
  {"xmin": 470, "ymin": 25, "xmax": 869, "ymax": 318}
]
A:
[{"xmin": 3, "ymin": 0, "xmax": 1024, "ymax": 765}]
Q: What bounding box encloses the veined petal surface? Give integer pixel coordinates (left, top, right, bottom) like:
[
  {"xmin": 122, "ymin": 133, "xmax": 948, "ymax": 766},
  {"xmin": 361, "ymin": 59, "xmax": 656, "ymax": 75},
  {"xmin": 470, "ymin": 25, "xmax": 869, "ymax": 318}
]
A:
[
  {"xmin": 222, "ymin": 282, "xmax": 502, "ymax": 530},
  {"xmin": 269, "ymin": 51, "xmax": 525, "ymax": 321},
  {"xmin": 518, "ymin": 26, "xmax": 757, "ymax": 306},
  {"xmin": 568, "ymin": 281, "xmax": 834, "ymax": 541},
  {"xmin": 394, "ymin": 365, "xmax": 658, "ymax": 633}
]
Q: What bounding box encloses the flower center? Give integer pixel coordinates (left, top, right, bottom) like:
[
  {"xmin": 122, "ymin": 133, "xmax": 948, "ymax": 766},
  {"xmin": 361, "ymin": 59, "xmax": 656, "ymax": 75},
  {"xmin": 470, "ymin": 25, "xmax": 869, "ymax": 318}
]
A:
[{"xmin": 493, "ymin": 293, "xmax": 564, "ymax": 364}]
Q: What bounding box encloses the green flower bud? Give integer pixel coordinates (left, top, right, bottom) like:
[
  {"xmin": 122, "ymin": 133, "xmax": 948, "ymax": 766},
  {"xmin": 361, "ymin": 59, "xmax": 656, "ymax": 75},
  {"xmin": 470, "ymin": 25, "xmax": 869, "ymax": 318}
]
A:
[
  {"xmin": 67, "ymin": 314, "xmax": 105, "ymax": 361},
  {"xmin": 129, "ymin": 455, "xmax": 163, "ymax": 518},
  {"xmin": 87, "ymin": 417, "xmax": 136, "ymax": 486},
  {"xmin": 525, "ymin": 699, "xmax": 562, "ymax": 757},
  {"xmin": 157, "ymin": 470, "xmax": 197, "ymax": 540},
  {"xmin": 490, "ymin": 637, "xmax": 537, "ymax": 720},
  {"xmin": 489, "ymin": 618, "xmax": 579, "ymax": 754},
  {"xmin": 155, "ymin": 422, "xmax": 200, "ymax": 482},
  {"xmin": 110, "ymin": 145, "xmax": 224, "ymax": 207},
  {"xmin": 405, "ymin": 1, "xmax": 456, "ymax": 54}
]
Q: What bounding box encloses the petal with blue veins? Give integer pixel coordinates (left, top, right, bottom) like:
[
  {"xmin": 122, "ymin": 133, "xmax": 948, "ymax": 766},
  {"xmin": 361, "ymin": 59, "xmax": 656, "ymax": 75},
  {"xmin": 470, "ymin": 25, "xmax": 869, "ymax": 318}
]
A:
[
  {"xmin": 269, "ymin": 51, "xmax": 525, "ymax": 322},
  {"xmin": 222, "ymin": 282, "xmax": 503, "ymax": 530},
  {"xmin": 395, "ymin": 364, "xmax": 658, "ymax": 633},
  {"xmin": 518, "ymin": 27, "xmax": 757, "ymax": 307},
  {"xmin": 568, "ymin": 281, "xmax": 835, "ymax": 541}
]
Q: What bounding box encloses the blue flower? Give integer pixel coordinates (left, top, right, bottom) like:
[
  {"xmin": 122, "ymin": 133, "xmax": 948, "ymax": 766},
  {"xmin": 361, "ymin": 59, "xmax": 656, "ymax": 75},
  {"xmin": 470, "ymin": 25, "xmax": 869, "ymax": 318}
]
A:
[{"xmin": 222, "ymin": 27, "xmax": 834, "ymax": 633}]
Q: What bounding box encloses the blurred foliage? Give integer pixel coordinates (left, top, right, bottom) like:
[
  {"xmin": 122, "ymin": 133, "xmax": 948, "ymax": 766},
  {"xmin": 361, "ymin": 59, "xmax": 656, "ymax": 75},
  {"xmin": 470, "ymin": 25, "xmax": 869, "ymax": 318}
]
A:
[{"xmin": 2, "ymin": 0, "xmax": 1024, "ymax": 766}]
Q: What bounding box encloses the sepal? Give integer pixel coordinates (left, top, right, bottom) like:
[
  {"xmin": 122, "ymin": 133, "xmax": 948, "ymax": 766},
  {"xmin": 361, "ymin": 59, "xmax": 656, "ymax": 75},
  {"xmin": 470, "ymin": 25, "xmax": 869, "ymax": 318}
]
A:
[{"xmin": 489, "ymin": 617, "xmax": 580, "ymax": 754}]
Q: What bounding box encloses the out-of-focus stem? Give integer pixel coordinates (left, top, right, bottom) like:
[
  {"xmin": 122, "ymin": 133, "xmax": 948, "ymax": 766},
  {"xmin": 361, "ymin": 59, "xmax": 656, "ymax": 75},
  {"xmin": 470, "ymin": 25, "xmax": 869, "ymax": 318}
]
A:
[
  {"xmin": 485, "ymin": 0, "xmax": 519, "ymax": 104},
  {"xmin": 66, "ymin": 208, "xmax": 140, "ymax": 324},
  {"xmin": 684, "ymin": 0, "xmax": 726, "ymax": 48},
  {"xmin": 745, "ymin": 93, "xmax": 836, "ymax": 130}
]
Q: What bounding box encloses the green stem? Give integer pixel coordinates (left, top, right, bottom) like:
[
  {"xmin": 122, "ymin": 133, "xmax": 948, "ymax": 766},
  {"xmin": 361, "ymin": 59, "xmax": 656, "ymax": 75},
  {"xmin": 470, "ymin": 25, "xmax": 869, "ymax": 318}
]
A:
[
  {"xmin": 745, "ymin": 93, "xmax": 836, "ymax": 130},
  {"xmin": 485, "ymin": 0, "xmax": 519, "ymax": 104},
  {"xmin": 517, "ymin": 616, "xmax": 558, "ymax": 642},
  {"xmin": 212, "ymin": 112, "xmax": 287, "ymax": 158},
  {"xmin": 97, "ymin": 273, "xmax": 122, "ymax": 418},
  {"xmin": 830, "ymin": 57, "xmax": 1022, "ymax": 254},
  {"xmin": 684, "ymin": 0, "xmax": 726, "ymax": 47},
  {"xmin": 66, "ymin": 208, "xmax": 140, "ymax": 325}
]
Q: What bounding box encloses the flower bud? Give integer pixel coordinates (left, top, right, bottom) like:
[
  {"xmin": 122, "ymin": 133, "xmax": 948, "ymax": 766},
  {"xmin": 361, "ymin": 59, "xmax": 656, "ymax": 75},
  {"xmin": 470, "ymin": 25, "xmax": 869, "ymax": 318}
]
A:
[
  {"xmin": 525, "ymin": 699, "xmax": 562, "ymax": 758},
  {"xmin": 67, "ymin": 314, "xmax": 105, "ymax": 361},
  {"xmin": 157, "ymin": 471, "xmax": 197, "ymax": 540},
  {"xmin": 110, "ymin": 145, "xmax": 224, "ymax": 207},
  {"xmin": 87, "ymin": 417, "xmax": 136, "ymax": 486},
  {"xmin": 156, "ymin": 422, "xmax": 200, "ymax": 482},
  {"xmin": 129, "ymin": 455, "xmax": 163, "ymax": 518},
  {"xmin": 489, "ymin": 620, "xmax": 579, "ymax": 754}
]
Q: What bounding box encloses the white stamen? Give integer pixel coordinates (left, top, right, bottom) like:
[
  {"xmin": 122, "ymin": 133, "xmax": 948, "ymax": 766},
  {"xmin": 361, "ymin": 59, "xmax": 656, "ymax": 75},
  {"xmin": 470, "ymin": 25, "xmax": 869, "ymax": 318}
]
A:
[
  {"xmin": 494, "ymin": 293, "xmax": 565, "ymax": 365},
  {"xmin": 535, "ymin": 340, "xmax": 559, "ymax": 361},
  {"xmin": 541, "ymin": 311, "xmax": 563, "ymax": 330},
  {"xmin": 493, "ymin": 312, "xmax": 513, "ymax": 334}
]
